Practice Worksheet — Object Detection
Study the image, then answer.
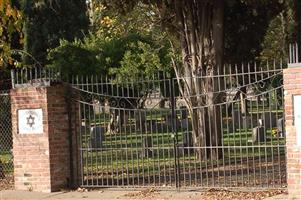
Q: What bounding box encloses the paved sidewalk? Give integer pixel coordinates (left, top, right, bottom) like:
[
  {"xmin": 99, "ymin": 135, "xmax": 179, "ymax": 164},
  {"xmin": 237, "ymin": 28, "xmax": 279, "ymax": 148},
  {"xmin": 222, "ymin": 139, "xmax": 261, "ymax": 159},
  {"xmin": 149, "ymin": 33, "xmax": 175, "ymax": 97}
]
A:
[
  {"xmin": 1, "ymin": 189, "xmax": 199, "ymax": 200},
  {"xmin": 0, "ymin": 189, "xmax": 288, "ymax": 200}
]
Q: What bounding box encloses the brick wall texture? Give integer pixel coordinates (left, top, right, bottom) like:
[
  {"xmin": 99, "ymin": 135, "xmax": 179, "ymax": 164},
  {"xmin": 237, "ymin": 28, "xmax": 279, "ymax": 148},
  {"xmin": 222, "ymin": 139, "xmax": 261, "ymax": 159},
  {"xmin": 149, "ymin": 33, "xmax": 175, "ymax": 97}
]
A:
[
  {"xmin": 10, "ymin": 84, "xmax": 80, "ymax": 192},
  {"xmin": 284, "ymin": 68, "xmax": 301, "ymax": 199}
]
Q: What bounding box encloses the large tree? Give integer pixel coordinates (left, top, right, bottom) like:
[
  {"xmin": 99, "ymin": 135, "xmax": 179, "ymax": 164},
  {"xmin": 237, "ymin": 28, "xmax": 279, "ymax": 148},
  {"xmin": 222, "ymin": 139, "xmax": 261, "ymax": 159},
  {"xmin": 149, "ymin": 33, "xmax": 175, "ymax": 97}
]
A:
[
  {"xmin": 21, "ymin": 0, "xmax": 89, "ymax": 67},
  {"xmin": 170, "ymin": 1, "xmax": 225, "ymax": 160},
  {"xmin": 101, "ymin": 0, "xmax": 225, "ymax": 160}
]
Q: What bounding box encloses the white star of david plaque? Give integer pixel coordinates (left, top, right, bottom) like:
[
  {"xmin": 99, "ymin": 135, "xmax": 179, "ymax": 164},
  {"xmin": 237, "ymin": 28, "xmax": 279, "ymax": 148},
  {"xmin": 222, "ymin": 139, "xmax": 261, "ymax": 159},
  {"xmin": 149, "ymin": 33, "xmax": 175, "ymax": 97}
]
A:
[{"xmin": 18, "ymin": 109, "xmax": 43, "ymax": 134}]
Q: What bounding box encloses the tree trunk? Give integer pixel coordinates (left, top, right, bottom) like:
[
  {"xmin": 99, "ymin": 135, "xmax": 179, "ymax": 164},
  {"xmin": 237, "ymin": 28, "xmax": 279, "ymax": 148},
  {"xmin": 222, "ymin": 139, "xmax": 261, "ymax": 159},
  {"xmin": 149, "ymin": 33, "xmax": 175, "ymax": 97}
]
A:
[{"xmin": 173, "ymin": 0, "xmax": 224, "ymax": 160}]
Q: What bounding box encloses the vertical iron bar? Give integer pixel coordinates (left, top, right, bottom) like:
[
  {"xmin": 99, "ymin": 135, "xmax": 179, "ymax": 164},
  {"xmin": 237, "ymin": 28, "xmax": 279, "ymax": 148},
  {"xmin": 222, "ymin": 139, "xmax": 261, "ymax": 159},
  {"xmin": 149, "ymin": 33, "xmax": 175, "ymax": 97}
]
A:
[
  {"xmin": 35, "ymin": 66, "xmax": 37, "ymax": 81},
  {"xmin": 241, "ymin": 63, "xmax": 245, "ymax": 186},
  {"xmin": 11, "ymin": 69, "xmax": 15, "ymax": 89},
  {"xmin": 170, "ymin": 76, "xmax": 179, "ymax": 189},
  {"xmin": 16, "ymin": 68, "xmax": 19, "ymax": 85},
  {"xmin": 234, "ymin": 64, "xmax": 239, "ymax": 186}
]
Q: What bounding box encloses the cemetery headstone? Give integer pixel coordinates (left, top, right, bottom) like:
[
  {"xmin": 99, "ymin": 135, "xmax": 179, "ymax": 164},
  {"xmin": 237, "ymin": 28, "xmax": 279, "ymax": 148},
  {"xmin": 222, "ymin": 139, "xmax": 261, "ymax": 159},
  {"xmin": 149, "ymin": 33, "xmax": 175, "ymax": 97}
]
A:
[
  {"xmin": 277, "ymin": 118, "xmax": 285, "ymax": 137},
  {"xmin": 103, "ymin": 99, "xmax": 110, "ymax": 114},
  {"xmin": 259, "ymin": 112, "xmax": 277, "ymax": 129},
  {"xmin": 90, "ymin": 126, "xmax": 105, "ymax": 149},
  {"xmin": 232, "ymin": 111, "xmax": 259, "ymax": 130},
  {"xmin": 243, "ymin": 115, "xmax": 259, "ymax": 129},
  {"xmin": 252, "ymin": 126, "xmax": 265, "ymax": 143},
  {"xmin": 92, "ymin": 99, "xmax": 102, "ymax": 115}
]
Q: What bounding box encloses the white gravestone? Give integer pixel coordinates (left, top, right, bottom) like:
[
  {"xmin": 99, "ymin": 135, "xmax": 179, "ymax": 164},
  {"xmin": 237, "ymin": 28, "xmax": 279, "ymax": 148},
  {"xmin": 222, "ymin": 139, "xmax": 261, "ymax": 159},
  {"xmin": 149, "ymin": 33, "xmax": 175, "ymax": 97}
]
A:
[
  {"xmin": 18, "ymin": 109, "xmax": 43, "ymax": 134},
  {"xmin": 294, "ymin": 95, "xmax": 301, "ymax": 147}
]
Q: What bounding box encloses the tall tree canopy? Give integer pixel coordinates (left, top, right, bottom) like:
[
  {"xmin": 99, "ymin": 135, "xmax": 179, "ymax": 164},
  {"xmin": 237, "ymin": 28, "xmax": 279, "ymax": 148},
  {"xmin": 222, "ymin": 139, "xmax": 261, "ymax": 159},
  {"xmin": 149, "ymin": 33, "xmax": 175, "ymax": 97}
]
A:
[
  {"xmin": 98, "ymin": 0, "xmax": 301, "ymax": 160},
  {"xmin": 0, "ymin": 0, "xmax": 23, "ymax": 69},
  {"xmin": 0, "ymin": 0, "xmax": 23, "ymax": 90},
  {"xmin": 11, "ymin": 0, "xmax": 301, "ymax": 159},
  {"xmin": 20, "ymin": 0, "xmax": 89, "ymax": 67},
  {"xmin": 99, "ymin": 0, "xmax": 225, "ymax": 160}
]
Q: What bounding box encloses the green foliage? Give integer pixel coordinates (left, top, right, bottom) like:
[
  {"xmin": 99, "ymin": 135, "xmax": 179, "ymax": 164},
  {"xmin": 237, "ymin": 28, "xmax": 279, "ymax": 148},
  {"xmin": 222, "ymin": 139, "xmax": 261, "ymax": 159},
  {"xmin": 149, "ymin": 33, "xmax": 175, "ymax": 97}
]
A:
[
  {"xmin": 89, "ymin": 2, "xmax": 156, "ymax": 39},
  {"xmin": 47, "ymin": 39, "xmax": 100, "ymax": 77},
  {"xmin": 225, "ymin": 0, "xmax": 301, "ymax": 63},
  {"xmin": 0, "ymin": 0, "xmax": 23, "ymax": 69},
  {"xmin": 111, "ymin": 42, "xmax": 160, "ymax": 80},
  {"xmin": 224, "ymin": 0, "xmax": 284, "ymax": 63},
  {"xmin": 47, "ymin": 0, "xmax": 301, "ymax": 81},
  {"xmin": 99, "ymin": 0, "xmax": 301, "ymax": 64},
  {"xmin": 285, "ymin": 0, "xmax": 301, "ymax": 43},
  {"xmin": 259, "ymin": 0, "xmax": 301, "ymax": 61},
  {"xmin": 21, "ymin": 0, "xmax": 89, "ymax": 67},
  {"xmin": 260, "ymin": 13, "xmax": 286, "ymax": 61},
  {"xmin": 47, "ymin": 33, "xmax": 172, "ymax": 79}
]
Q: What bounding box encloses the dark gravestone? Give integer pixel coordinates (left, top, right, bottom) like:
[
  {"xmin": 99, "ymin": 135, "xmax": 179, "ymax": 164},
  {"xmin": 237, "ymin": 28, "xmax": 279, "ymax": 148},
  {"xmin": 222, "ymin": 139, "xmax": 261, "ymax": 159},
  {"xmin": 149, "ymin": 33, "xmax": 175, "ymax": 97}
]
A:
[
  {"xmin": 252, "ymin": 126, "xmax": 265, "ymax": 143},
  {"xmin": 141, "ymin": 136, "xmax": 153, "ymax": 158},
  {"xmin": 277, "ymin": 118, "xmax": 285, "ymax": 138},
  {"xmin": 232, "ymin": 110, "xmax": 258, "ymax": 130},
  {"xmin": 90, "ymin": 126, "xmax": 105, "ymax": 149},
  {"xmin": 232, "ymin": 110, "xmax": 243, "ymax": 130},
  {"xmin": 180, "ymin": 107, "xmax": 189, "ymax": 129},
  {"xmin": 259, "ymin": 112, "xmax": 277, "ymax": 130}
]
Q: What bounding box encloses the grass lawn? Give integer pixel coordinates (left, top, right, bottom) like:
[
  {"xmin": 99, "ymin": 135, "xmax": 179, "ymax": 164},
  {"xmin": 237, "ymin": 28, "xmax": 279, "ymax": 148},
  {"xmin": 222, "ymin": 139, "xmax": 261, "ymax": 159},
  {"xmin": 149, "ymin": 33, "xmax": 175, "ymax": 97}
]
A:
[{"xmin": 0, "ymin": 151, "xmax": 13, "ymax": 174}]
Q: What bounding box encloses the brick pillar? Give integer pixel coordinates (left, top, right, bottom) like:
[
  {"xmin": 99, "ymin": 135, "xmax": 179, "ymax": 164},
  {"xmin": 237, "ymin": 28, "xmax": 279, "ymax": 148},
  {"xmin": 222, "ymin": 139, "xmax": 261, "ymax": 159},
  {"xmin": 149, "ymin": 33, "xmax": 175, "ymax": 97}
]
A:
[
  {"xmin": 284, "ymin": 68, "xmax": 301, "ymax": 199},
  {"xmin": 10, "ymin": 84, "xmax": 80, "ymax": 192}
]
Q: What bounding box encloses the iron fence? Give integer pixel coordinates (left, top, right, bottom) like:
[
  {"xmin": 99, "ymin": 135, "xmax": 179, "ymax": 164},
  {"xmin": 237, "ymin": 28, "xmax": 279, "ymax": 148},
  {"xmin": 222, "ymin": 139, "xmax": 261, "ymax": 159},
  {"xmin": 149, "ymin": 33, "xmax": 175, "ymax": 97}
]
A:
[
  {"xmin": 10, "ymin": 66, "xmax": 61, "ymax": 89},
  {"xmin": 9, "ymin": 60, "xmax": 287, "ymax": 190},
  {"xmin": 0, "ymin": 90, "xmax": 13, "ymax": 189},
  {"xmin": 70, "ymin": 61, "xmax": 286, "ymax": 189}
]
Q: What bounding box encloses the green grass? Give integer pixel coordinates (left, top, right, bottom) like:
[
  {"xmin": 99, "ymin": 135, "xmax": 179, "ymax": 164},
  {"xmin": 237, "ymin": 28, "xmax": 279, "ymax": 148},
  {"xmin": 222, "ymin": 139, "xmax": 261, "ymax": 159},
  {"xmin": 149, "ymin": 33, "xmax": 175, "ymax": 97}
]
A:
[
  {"xmin": 0, "ymin": 151, "xmax": 13, "ymax": 173},
  {"xmin": 80, "ymin": 102, "xmax": 287, "ymax": 180},
  {"xmin": 82, "ymin": 127, "xmax": 285, "ymax": 149},
  {"xmin": 82, "ymin": 147, "xmax": 286, "ymax": 177},
  {"xmin": 80, "ymin": 124, "xmax": 285, "ymax": 175}
]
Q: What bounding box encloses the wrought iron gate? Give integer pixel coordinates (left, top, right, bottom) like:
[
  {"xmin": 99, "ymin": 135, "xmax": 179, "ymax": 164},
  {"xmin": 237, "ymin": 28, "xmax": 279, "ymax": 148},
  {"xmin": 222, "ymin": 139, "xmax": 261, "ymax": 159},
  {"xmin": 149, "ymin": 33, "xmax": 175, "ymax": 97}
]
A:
[{"xmin": 73, "ymin": 63, "xmax": 286, "ymax": 189}]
